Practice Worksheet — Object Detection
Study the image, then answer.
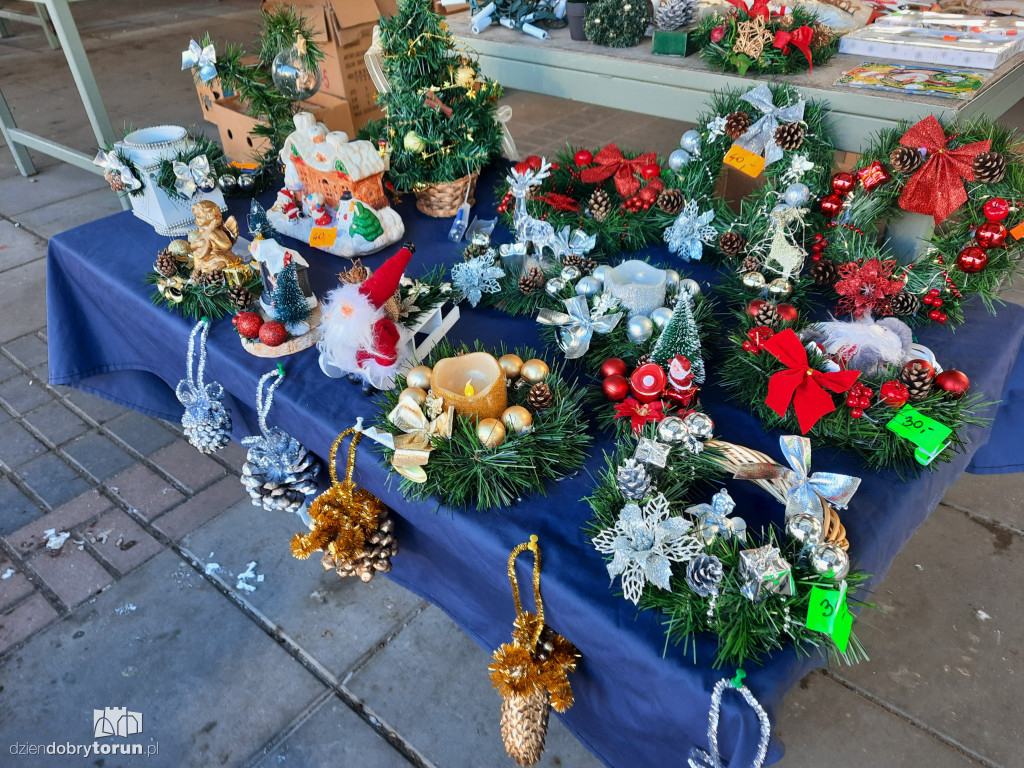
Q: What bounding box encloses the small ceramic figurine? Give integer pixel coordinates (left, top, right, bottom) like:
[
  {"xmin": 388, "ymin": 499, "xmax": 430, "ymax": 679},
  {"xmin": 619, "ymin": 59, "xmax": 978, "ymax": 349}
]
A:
[{"xmin": 189, "ymin": 200, "xmax": 239, "ymax": 275}]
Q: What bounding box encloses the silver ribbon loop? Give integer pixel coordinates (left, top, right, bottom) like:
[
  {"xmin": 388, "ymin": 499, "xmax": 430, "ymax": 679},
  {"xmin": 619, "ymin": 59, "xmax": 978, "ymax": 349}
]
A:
[
  {"xmin": 182, "ymin": 39, "xmax": 218, "ymax": 82},
  {"xmin": 536, "ymin": 295, "xmax": 623, "ymax": 359},
  {"xmin": 736, "ymin": 84, "xmax": 806, "ymax": 167},
  {"xmin": 172, "ymin": 154, "xmax": 214, "ymax": 198},
  {"xmin": 92, "ymin": 150, "xmax": 141, "ymax": 191}
]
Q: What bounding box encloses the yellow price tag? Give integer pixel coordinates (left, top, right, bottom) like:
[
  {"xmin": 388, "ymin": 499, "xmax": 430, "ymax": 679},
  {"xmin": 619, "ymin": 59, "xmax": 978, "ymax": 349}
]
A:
[
  {"xmin": 310, "ymin": 227, "xmax": 337, "ymax": 248},
  {"xmin": 724, "ymin": 144, "xmax": 766, "ymax": 178}
]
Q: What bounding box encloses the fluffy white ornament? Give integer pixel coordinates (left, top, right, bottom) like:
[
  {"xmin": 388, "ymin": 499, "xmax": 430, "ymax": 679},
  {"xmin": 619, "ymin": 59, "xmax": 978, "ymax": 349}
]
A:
[{"xmin": 801, "ymin": 315, "xmax": 913, "ymax": 376}]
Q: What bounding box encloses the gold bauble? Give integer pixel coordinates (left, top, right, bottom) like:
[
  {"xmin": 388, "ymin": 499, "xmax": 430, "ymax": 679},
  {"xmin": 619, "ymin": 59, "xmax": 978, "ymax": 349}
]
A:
[
  {"xmin": 167, "ymin": 239, "xmax": 191, "ymax": 259},
  {"xmin": 498, "ymin": 353, "xmax": 524, "ymax": 380},
  {"xmin": 741, "ymin": 271, "xmax": 767, "ymax": 291},
  {"xmin": 767, "ymin": 278, "xmax": 793, "ymax": 300},
  {"xmin": 394, "ymin": 464, "xmax": 427, "ymax": 483},
  {"xmin": 406, "ymin": 365, "xmax": 433, "ymax": 390},
  {"xmin": 501, "ymin": 405, "xmax": 533, "ymax": 435},
  {"xmin": 455, "ymin": 65, "xmax": 476, "ymax": 89},
  {"xmin": 403, "ymin": 130, "xmax": 426, "ymax": 153},
  {"xmin": 477, "ymin": 417, "xmax": 506, "ymax": 448},
  {"xmin": 520, "ymin": 359, "xmax": 550, "ymax": 385},
  {"xmin": 400, "ymin": 386, "xmax": 428, "ymax": 405}
]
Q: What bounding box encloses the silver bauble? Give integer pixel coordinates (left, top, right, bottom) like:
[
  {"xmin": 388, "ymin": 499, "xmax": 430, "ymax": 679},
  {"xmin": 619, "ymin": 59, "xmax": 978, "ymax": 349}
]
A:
[
  {"xmin": 271, "ymin": 45, "xmax": 322, "ymax": 101},
  {"xmin": 741, "ymin": 271, "xmax": 766, "ymax": 291},
  {"xmin": 575, "ymin": 275, "xmax": 603, "ymax": 297},
  {"xmin": 679, "ymin": 278, "xmax": 701, "ymax": 299},
  {"xmin": 591, "ymin": 264, "xmax": 610, "ymax": 287},
  {"xmin": 656, "ymin": 416, "xmax": 688, "ymax": 444},
  {"xmin": 808, "ymin": 543, "xmax": 850, "ymax": 581},
  {"xmin": 217, "ymin": 174, "xmax": 238, "ymax": 194},
  {"xmin": 650, "ymin": 306, "xmax": 673, "ymax": 329},
  {"xmin": 767, "ymin": 278, "xmax": 793, "ymax": 300},
  {"xmin": 560, "ymin": 265, "xmax": 581, "ymax": 282},
  {"xmin": 626, "ymin": 315, "xmax": 654, "ymax": 343},
  {"xmin": 786, "ymin": 512, "xmax": 824, "ymax": 548},
  {"xmin": 663, "ymin": 269, "xmax": 681, "ymax": 294},
  {"xmin": 680, "ymin": 129, "xmax": 702, "ymax": 154},
  {"xmin": 783, "ymin": 182, "xmax": 810, "ymax": 208},
  {"xmin": 545, "ymin": 277, "xmax": 566, "ymax": 296},
  {"xmin": 668, "ymin": 149, "xmax": 691, "ymax": 172},
  {"xmin": 237, "ymin": 173, "xmax": 256, "ymax": 192},
  {"xmin": 682, "ymin": 411, "xmax": 714, "ymax": 440}
]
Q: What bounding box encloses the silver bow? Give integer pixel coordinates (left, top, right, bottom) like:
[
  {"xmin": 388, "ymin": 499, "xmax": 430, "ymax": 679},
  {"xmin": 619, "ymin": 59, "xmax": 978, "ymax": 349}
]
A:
[
  {"xmin": 536, "ymin": 295, "xmax": 623, "ymax": 359},
  {"xmin": 553, "ymin": 226, "xmax": 597, "ymax": 259},
  {"xmin": 736, "ymin": 84, "xmax": 806, "ymax": 167},
  {"xmin": 172, "ymin": 154, "xmax": 214, "ymax": 198},
  {"xmin": 732, "ymin": 435, "xmax": 860, "ymax": 527},
  {"xmin": 686, "ymin": 489, "xmax": 747, "ymax": 544},
  {"xmin": 92, "ymin": 150, "xmax": 141, "ymax": 191},
  {"xmin": 182, "ymin": 39, "xmax": 218, "ymax": 82}
]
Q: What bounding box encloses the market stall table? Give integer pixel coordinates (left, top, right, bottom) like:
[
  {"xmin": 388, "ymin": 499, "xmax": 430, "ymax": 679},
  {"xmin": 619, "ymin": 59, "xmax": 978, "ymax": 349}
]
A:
[{"xmin": 47, "ymin": 173, "xmax": 1024, "ymax": 766}]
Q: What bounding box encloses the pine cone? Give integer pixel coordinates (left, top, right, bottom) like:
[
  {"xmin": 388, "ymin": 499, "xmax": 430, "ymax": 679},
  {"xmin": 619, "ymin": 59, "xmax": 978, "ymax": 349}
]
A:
[
  {"xmin": 754, "ymin": 302, "xmax": 778, "ymax": 328},
  {"xmin": 900, "ymin": 361, "xmax": 935, "ymax": 402},
  {"xmin": 105, "ymin": 170, "xmax": 127, "ymax": 192},
  {"xmin": 741, "ymin": 255, "xmax": 761, "ymax": 272},
  {"xmin": 230, "ymin": 286, "xmax": 254, "ymax": 310},
  {"xmin": 185, "ymin": 421, "xmax": 230, "ymax": 454},
  {"xmin": 321, "ymin": 511, "xmax": 398, "ymax": 583},
  {"xmin": 616, "ymin": 458, "xmax": 652, "ymax": 501},
  {"xmin": 501, "ymin": 689, "xmax": 551, "ymax": 767},
  {"xmin": 809, "ymin": 258, "xmax": 838, "ymax": 287},
  {"xmin": 686, "ymin": 553, "xmax": 724, "ymax": 597},
  {"xmin": 972, "ymin": 151, "xmax": 1006, "ymax": 184},
  {"xmin": 725, "ymin": 112, "xmax": 751, "ymax": 140},
  {"xmin": 890, "ymin": 146, "xmax": 924, "ymax": 175},
  {"xmin": 155, "ymin": 250, "xmax": 178, "ymax": 277},
  {"xmin": 774, "ymin": 122, "xmax": 804, "ymax": 151},
  {"xmin": 719, "ymin": 231, "xmax": 746, "ymax": 256},
  {"xmin": 527, "ymin": 382, "xmax": 553, "ymax": 411},
  {"xmin": 653, "ymin": 0, "xmax": 697, "ymax": 29},
  {"xmin": 889, "ymin": 291, "xmax": 921, "ymax": 317},
  {"xmin": 810, "ymin": 21, "xmax": 834, "ymax": 50},
  {"xmin": 588, "ymin": 189, "xmax": 612, "ymax": 222},
  {"xmin": 656, "ymin": 187, "xmax": 685, "ymax": 215},
  {"xmin": 563, "ymin": 253, "xmax": 597, "ymax": 276},
  {"xmin": 193, "ymin": 269, "xmax": 225, "ymax": 287},
  {"xmin": 240, "ymin": 432, "xmax": 321, "ymax": 514},
  {"xmin": 635, "ymin": 353, "xmax": 651, "ymax": 367},
  {"xmin": 518, "ymin": 266, "xmax": 545, "ymax": 295}
]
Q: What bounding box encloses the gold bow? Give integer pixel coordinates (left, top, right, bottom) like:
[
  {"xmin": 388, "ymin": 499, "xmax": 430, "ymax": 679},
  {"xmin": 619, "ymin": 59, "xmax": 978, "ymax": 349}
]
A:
[
  {"xmin": 387, "ymin": 394, "xmax": 454, "ymax": 469},
  {"xmin": 158, "ymin": 275, "xmax": 186, "ymax": 303}
]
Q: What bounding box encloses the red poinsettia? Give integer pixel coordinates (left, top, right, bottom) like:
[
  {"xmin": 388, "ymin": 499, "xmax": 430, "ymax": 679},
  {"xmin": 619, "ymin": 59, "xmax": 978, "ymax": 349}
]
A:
[
  {"xmin": 614, "ymin": 398, "xmax": 665, "ymax": 433},
  {"xmin": 834, "ymin": 258, "xmax": 906, "ymax": 318}
]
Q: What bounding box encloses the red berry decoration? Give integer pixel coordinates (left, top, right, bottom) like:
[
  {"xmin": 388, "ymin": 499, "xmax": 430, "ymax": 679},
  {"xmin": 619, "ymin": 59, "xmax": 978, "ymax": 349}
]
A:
[
  {"xmin": 956, "ymin": 246, "xmax": 989, "ymax": 273},
  {"xmin": 832, "ymin": 172, "xmax": 856, "ymax": 196},
  {"xmin": 937, "ymin": 312, "xmax": 948, "ymax": 323},
  {"xmin": 935, "ymin": 369, "xmax": 970, "ymax": 398},
  {"xmin": 629, "ymin": 363, "xmax": 668, "ymax": 403},
  {"xmin": 880, "ymin": 380, "xmax": 910, "ymax": 408},
  {"xmin": 600, "ymin": 357, "xmax": 628, "ymax": 379},
  {"xmin": 258, "ymin": 321, "xmax": 287, "ymax": 347},
  {"xmin": 820, "ymin": 193, "xmax": 844, "ymax": 217},
  {"xmin": 641, "ymin": 163, "xmax": 660, "ymax": 180},
  {"xmin": 975, "ymin": 221, "xmax": 1008, "ymax": 249},
  {"xmin": 775, "ymin": 303, "xmax": 798, "ymax": 324},
  {"xmin": 574, "ymin": 149, "xmax": 593, "ymax": 167},
  {"xmin": 746, "ymin": 298, "xmax": 767, "ymax": 317},
  {"xmin": 983, "ymin": 197, "xmax": 1010, "ymax": 222},
  {"xmin": 602, "ymin": 374, "xmax": 630, "ymax": 402},
  {"xmin": 514, "ymin": 161, "xmax": 532, "ymax": 174},
  {"xmin": 525, "ymin": 155, "xmax": 542, "ymax": 170},
  {"xmin": 233, "ymin": 311, "xmax": 263, "ymax": 339},
  {"xmin": 742, "ymin": 340, "xmax": 756, "ymax": 353},
  {"xmin": 850, "ymin": 408, "xmax": 863, "ymax": 419}
]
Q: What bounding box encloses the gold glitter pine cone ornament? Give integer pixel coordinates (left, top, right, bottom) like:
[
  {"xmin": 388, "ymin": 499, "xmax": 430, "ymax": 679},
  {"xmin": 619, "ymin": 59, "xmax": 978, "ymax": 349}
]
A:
[
  {"xmin": 489, "ymin": 537, "xmax": 579, "ymax": 767},
  {"xmin": 291, "ymin": 428, "xmax": 397, "ymax": 583}
]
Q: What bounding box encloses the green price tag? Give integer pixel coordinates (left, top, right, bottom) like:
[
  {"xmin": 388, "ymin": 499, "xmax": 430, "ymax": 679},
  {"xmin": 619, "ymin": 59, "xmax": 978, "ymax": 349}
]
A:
[
  {"xmin": 886, "ymin": 405, "xmax": 952, "ymax": 466},
  {"xmin": 831, "ymin": 605, "xmax": 853, "ymax": 654},
  {"xmin": 805, "ymin": 582, "xmax": 848, "ymax": 634}
]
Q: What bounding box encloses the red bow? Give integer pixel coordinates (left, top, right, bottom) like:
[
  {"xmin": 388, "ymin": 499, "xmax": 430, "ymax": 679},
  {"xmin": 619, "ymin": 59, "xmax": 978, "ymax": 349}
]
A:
[
  {"xmin": 897, "ymin": 115, "xmax": 990, "ymax": 225},
  {"xmin": 579, "ymin": 144, "xmax": 657, "ymax": 199},
  {"xmin": 760, "ymin": 329, "xmax": 860, "ymax": 434},
  {"xmin": 726, "ymin": 0, "xmax": 772, "ymax": 18},
  {"xmin": 773, "ymin": 26, "xmax": 814, "ymax": 69}
]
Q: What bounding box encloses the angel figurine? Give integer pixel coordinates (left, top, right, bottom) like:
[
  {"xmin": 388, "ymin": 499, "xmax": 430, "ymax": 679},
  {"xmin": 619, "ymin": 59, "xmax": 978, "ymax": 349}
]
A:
[{"xmin": 189, "ymin": 200, "xmax": 238, "ymax": 275}]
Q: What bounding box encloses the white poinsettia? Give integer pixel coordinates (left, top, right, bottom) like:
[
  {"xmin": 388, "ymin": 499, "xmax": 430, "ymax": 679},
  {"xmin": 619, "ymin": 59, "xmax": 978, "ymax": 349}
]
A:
[{"xmin": 592, "ymin": 493, "xmax": 703, "ymax": 605}]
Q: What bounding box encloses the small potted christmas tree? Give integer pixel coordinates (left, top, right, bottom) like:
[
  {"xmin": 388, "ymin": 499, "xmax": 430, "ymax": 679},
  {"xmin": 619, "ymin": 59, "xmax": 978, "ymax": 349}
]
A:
[{"xmin": 374, "ymin": 0, "xmax": 505, "ymax": 217}]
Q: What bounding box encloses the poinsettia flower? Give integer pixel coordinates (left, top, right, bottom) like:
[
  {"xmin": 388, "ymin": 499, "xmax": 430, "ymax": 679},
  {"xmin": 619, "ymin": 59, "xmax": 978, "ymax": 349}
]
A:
[
  {"xmin": 711, "ymin": 25, "xmax": 727, "ymax": 43},
  {"xmin": 614, "ymin": 398, "xmax": 665, "ymax": 433},
  {"xmin": 834, "ymin": 258, "xmax": 906, "ymax": 318}
]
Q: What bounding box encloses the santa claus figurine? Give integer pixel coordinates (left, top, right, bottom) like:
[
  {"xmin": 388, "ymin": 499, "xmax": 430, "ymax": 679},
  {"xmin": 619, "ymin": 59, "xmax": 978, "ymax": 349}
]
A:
[
  {"xmin": 318, "ymin": 243, "xmax": 415, "ymax": 393},
  {"xmin": 275, "ymin": 188, "xmax": 303, "ymax": 221},
  {"xmin": 304, "ymin": 192, "xmax": 332, "ymax": 227}
]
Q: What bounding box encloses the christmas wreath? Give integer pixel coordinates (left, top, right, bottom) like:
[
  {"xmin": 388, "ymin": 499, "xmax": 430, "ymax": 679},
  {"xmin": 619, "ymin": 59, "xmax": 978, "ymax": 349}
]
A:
[{"xmin": 373, "ymin": 341, "xmax": 591, "ymax": 511}]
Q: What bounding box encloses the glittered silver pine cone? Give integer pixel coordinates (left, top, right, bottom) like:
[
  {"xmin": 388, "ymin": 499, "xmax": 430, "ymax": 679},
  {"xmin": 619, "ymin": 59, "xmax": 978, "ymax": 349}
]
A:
[
  {"xmin": 322, "ymin": 512, "xmax": 398, "ymax": 583},
  {"xmin": 500, "ymin": 689, "xmax": 551, "ymax": 767},
  {"xmin": 653, "ymin": 0, "xmax": 697, "ymax": 29},
  {"xmin": 616, "ymin": 459, "xmax": 652, "ymax": 500},
  {"xmin": 685, "ymin": 553, "xmax": 724, "ymax": 597},
  {"xmin": 241, "ymin": 428, "xmax": 321, "ymax": 514},
  {"xmin": 183, "ymin": 418, "xmax": 231, "ymax": 454}
]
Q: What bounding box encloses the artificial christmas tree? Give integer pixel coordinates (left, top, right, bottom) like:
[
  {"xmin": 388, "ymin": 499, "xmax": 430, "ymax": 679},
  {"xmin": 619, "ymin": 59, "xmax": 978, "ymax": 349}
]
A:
[
  {"xmin": 271, "ymin": 258, "xmax": 312, "ymax": 332},
  {"xmin": 350, "ymin": 201, "xmax": 384, "ymax": 242},
  {"xmin": 650, "ymin": 291, "xmax": 705, "ymax": 382}
]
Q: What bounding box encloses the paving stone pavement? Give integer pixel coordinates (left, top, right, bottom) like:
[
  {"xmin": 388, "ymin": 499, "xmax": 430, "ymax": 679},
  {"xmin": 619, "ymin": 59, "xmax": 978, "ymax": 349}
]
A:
[{"xmin": 0, "ymin": 2, "xmax": 1022, "ymax": 766}]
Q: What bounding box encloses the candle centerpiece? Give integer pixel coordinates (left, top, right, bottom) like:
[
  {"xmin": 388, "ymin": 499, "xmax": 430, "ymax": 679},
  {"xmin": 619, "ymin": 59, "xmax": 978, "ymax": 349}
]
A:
[{"xmin": 431, "ymin": 351, "xmax": 508, "ymax": 420}]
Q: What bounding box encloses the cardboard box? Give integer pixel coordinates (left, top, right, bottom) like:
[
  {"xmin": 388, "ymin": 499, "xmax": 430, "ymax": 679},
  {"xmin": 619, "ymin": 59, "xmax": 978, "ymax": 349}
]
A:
[{"xmin": 261, "ymin": 0, "xmax": 397, "ymax": 131}]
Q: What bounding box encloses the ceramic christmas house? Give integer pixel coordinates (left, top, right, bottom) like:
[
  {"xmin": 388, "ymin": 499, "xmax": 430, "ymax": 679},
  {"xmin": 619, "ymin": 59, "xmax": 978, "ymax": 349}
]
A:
[
  {"xmin": 248, "ymin": 236, "xmax": 317, "ymax": 316},
  {"xmin": 268, "ymin": 112, "xmax": 404, "ymax": 258}
]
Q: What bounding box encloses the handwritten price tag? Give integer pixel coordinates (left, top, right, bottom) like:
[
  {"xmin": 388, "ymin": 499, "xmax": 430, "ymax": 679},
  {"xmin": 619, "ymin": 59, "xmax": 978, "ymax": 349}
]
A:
[
  {"xmin": 886, "ymin": 405, "xmax": 952, "ymax": 466},
  {"xmin": 724, "ymin": 144, "xmax": 766, "ymax": 178},
  {"xmin": 309, "ymin": 227, "xmax": 337, "ymax": 248},
  {"xmin": 806, "ymin": 581, "xmax": 852, "ymax": 652},
  {"xmin": 1009, "ymin": 220, "xmax": 1024, "ymax": 241}
]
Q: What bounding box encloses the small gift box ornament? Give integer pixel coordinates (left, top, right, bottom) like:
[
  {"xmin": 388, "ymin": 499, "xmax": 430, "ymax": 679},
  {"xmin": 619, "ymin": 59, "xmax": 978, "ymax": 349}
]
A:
[
  {"xmin": 739, "ymin": 545, "xmax": 795, "ymax": 603},
  {"xmin": 489, "ymin": 536, "xmax": 580, "ymax": 767},
  {"xmin": 176, "ymin": 319, "xmax": 231, "ymax": 453},
  {"xmin": 290, "ymin": 428, "xmax": 397, "ymax": 582}
]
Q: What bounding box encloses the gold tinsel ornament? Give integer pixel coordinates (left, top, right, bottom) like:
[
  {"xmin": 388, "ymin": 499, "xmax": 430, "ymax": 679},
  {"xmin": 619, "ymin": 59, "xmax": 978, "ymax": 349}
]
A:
[
  {"xmin": 489, "ymin": 536, "xmax": 579, "ymax": 766},
  {"xmin": 291, "ymin": 428, "xmax": 397, "ymax": 583}
]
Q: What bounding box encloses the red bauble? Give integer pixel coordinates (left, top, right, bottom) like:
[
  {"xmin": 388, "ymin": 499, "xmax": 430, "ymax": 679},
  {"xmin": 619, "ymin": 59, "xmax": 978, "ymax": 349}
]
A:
[
  {"xmin": 775, "ymin": 303, "xmax": 798, "ymax": 324},
  {"xmin": 983, "ymin": 197, "xmax": 1010, "ymax": 222},
  {"xmin": 975, "ymin": 221, "xmax": 1007, "ymax": 249},
  {"xmin": 935, "ymin": 369, "xmax": 970, "ymax": 398},
  {"xmin": 638, "ymin": 184, "xmax": 660, "ymax": 203},
  {"xmin": 880, "ymin": 380, "xmax": 910, "ymax": 408},
  {"xmin": 832, "ymin": 172, "xmax": 856, "ymax": 196},
  {"xmin": 820, "ymin": 194, "xmax": 844, "ymax": 217},
  {"xmin": 574, "ymin": 149, "xmax": 593, "ymax": 167},
  {"xmin": 640, "ymin": 163, "xmax": 660, "ymax": 180},
  {"xmin": 602, "ymin": 374, "xmax": 629, "ymax": 402},
  {"xmin": 956, "ymin": 246, "xmax": 989, "ymax": 273},
  {"xmin": 525, "ymin": 155, "xmax": 542, "ymax": 170},
  {"xmin": 233, "ymin": 311, "xmax": 263, "ymax": 339},
  {"xmin": 600, "ymin": 357, "xmax": 627, "ymax": 379},
  {"xmin": 258, "ymin": 321, "xmax": 287, "ymax": 347},
  {"xmin": 902, "ymin": 358, "xmax": 935, "ymax": 378},
  {"xmin": 629, "ymin": 362, "xmax": 668, "ymax": 403},
  {"xmin": 746, "ymin": 298, "xmax": 767, "ymax": 317}
]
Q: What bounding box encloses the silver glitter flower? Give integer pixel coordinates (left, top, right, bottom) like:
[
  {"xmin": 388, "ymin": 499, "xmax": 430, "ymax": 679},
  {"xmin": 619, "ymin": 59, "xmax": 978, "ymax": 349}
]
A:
[
  {"xmin": 450, "ymin": 250, "xmax": 505, "ymax": 307},
  {"xmin": 592, "ymin": 493, "xmax": 703, "ymax": 604},
  {"xmin": 706, "ymin": 115, "xmax": 728, "ymax": 143},
  {"xmin": 664, "ymin": 200, "xmax": 716, "ymax": 262}
]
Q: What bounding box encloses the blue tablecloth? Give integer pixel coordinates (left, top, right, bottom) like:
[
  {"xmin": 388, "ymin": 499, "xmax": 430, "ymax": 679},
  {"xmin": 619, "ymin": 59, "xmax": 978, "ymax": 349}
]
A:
[{"xmin": 47, "ymin": 170, "xmax": 1024, "ymax": 767}]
